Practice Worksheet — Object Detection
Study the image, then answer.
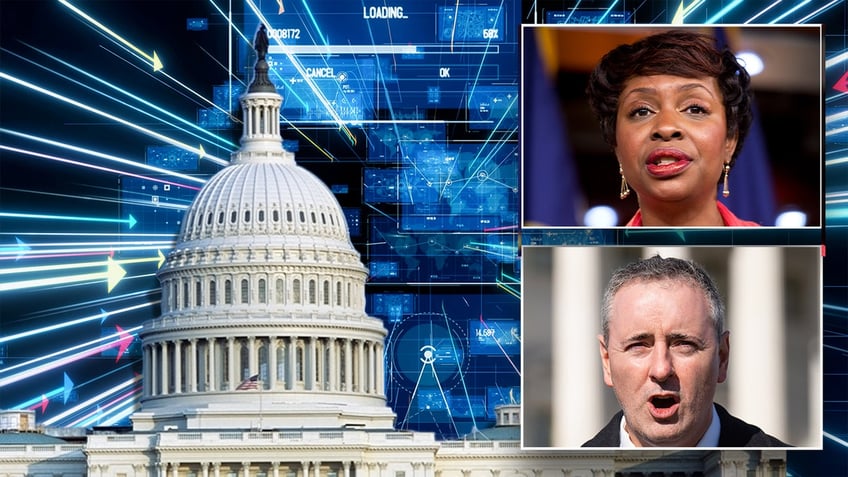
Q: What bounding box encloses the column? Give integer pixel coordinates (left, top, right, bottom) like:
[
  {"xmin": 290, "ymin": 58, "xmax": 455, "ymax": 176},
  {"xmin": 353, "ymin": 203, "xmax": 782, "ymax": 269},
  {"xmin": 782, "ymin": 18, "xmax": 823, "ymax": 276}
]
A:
[
  {"xmin": 313, "ymin": 461, "xmax": 321, "ymax": 477},
  {"xmin": 173, "ymin": 340, "xmax": 182, "ymax": 393},
  {"xmin": 729, "ymin": 247, "xmax": 787, "ymax": 440},
  {"xmin": 272, "ymin": 462, "xmax": 280, "ymax": 477},
  {"xmin": 306, "ymin": 337, "xmax": 315, "ymax": 390},
  {"xmin": 344, "ymin": 339, "xmax": 353, "ymax": 392},
  {"xmin": 301, "ymin": 462, "xmax": 310, "ymax": 477},
  {"xmin": 242, "ymin": 462, "xmax": 251, "ymax": 477},
  {"xmin": 269, "ymin": 336, "xmax": 278, "ymax": 390},
  {"xmin": 376, "ymin": 343, "xmax": 385, "ymax": 395},
  {"xmin": 201, "ymin": 462, "xmax": 209, "ymax": 477},
  {"xmin": 367, "ymin": 341, "xmax": 374, "ymax": 393},
  {"xmin": 551, "ymin": 246, "xmax": 603, "ymax": 446},
  {"xmin": 288, "ymin": 336, "xmax": 298, "ymax": 390},
  {"xmin": 328, "ymin": 337, "xmax": 337, "ymax": 391},
  {"xmin": 356, "ymin": 340, "xmax": 365, "ymax": 392},
  {"xmin": 151, "ymin": 344, "xmax": 159, "ymax": 395},
  {"xmin": 189, "ymin": 339, "xmax": 198, "ymax": 392},
  {"xmin": 342, "ymin": 461, "xmax": 351, "ymax": 477},
  {"xmin": 249, "ymin": 336, "xmax": 257, "ymax": 378},
  {"xmin": 160, "ymin": 341, "xmax": 169, "ymax": 395},
  {"xmin": 228, "ymin": 337, "xmax": 236, "ymax": 390},
  {"xmin": 208, "ymin": 337, "xmax": 217, "ymax": 391},
  {"xmin": 213, "ymin": 462, "xmax": 222, "ymax": 477},
  {"xmin": 143, "ymin": 344, "xmax": 152, "ymax": 397},
  {"xmin": 171, "ymin": 462, "xmax": 179, "ymax": 477}
]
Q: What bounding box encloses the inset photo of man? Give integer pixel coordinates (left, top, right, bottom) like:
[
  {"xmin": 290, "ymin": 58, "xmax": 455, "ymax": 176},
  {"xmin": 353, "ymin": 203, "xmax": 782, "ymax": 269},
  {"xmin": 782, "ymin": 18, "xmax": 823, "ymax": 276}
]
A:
[{"xmin": 521, "ymin": 246, "xmax": 821, "ymax": 449}]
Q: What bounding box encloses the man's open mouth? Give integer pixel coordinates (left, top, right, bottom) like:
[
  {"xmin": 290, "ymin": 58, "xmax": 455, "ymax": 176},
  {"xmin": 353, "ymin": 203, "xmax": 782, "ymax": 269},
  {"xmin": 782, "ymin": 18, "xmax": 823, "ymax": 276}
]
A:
[
  {"xmin": 652, "ymin": 396, "xmax": 677, "ymax": 408},
  {"xmin": 648, "ymin": 394, "xmax": 680, "ymax": 419}
]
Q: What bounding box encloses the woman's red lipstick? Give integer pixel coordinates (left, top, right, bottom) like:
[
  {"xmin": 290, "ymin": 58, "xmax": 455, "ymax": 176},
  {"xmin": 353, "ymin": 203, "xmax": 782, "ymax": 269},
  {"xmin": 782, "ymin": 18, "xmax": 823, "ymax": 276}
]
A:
[{"xmin": 645, "ymin": 149, "xmax": 693, "ymax": 178}]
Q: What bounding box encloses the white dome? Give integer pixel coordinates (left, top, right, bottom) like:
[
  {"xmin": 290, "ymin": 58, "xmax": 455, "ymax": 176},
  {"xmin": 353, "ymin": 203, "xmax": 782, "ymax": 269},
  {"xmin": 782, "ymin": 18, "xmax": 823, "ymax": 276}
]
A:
[{"xmin": 179, "ymin": 159, "xmax": 351, "ymax": 247}]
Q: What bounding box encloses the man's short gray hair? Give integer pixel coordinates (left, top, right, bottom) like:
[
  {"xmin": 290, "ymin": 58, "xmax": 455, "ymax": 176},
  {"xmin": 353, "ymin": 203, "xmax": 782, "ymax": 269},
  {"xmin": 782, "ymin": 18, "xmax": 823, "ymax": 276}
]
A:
[{"xmin": 601, "ymin": 255, "xmax": 726, "ymax": 344}]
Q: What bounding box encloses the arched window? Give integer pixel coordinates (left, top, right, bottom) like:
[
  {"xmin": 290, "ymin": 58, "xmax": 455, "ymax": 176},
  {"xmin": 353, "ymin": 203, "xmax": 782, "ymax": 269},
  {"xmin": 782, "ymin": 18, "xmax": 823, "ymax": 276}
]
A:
[
  {"xmin": 258, "ymin": 210, "xmax": 265, "ymax": 222},
  {"xmin": 258, "ymin": 344, "xmax": 268, "ymax": 388},
  {"xmin": 323, "ymin": 280, "xmax": 330, "ymax": 305},
  {"xmin": 183, "ymin": 282, "xmax": 189, "ymax": 309},
  {"xmin": 276, "ymin": 342, "xmax": 286, "ymax": 385},
  {"xmin": 299, "ymin": 211, "xmax": 306, "ymax": 223},
  {"xmin": 209, "ymin": 280, "xmax": 217, "ymax": 306},
  {"xmin": 224, "ymin": 280, "xmax": 233, "ymax": 304},
  {"xmin": 258, "ymin": 278, "xmax": 267, "ymax": 303},
  {"xmin": 244, "ymin": 210, "xmax": 251, "ymax": 222},
  {"xmin": 230, "ymin": 211, "xmax": 237, "ymax": 223},
  {"xmin": 293, "ymin": 279, "xmax": 301, "ymax": 304},
  {"xmin": 276, "ymin": 279, "xmax": 284, "ymax": 304},
  {"xmin": 273, "ymin": 210, "xmax": 280, "ymax": 222},
  {"xmin": 240, "ymin": 341, "xmax": 250, "ymax": 381},
  {"xmin": 296, "ymin": 344, "xmax": 304, "ymax": 382},
  {"xmin": 218, "ymin": 211, "xmax": 225, "ymax": 224},
  {"xmin": 336, "ymin": 281, "xmax": 342, "ymax": 306},
  {"xmin": 308, "ymin": 280, "xmax": 316, "ymax": 304},
  {"xmin": 286, "ymin": 210, "xmax": 293, "ymax": 222},
  {"xmin": 240, "ymin": 279, "xmax": 249, "ymax": 304},
  {"xmin": 195, "ymin": 281, "xmax": 202, "ymax": 307}
]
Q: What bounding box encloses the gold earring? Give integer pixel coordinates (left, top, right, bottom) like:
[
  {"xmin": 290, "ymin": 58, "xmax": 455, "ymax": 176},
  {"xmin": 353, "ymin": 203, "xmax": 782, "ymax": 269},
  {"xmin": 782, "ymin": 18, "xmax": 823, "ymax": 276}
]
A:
[
  {"xmin": 619, "ymin": 165, "xmax": 630, "ymax": 199},
  {"xmin": 722, "ymin": 163, "xmax": 730, "ymax": 198}
]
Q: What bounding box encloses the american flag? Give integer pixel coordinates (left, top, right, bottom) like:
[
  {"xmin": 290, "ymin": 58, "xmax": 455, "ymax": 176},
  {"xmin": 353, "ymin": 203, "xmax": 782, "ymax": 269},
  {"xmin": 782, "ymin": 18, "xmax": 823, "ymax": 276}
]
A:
[{"xmin": 236, "ymin": 374, "xmax": 260, "ymax": 390}]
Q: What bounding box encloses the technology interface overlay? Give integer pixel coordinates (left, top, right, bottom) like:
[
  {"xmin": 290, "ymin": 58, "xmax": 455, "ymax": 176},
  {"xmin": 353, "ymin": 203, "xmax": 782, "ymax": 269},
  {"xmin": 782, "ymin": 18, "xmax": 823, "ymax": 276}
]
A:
[
  {"xmin": 0, "ymin": 0, "xmax": 522, "ymax": 440},
  {"xmin": 0, "ymin": 3, "xmax": 845, "ymax": 469}
]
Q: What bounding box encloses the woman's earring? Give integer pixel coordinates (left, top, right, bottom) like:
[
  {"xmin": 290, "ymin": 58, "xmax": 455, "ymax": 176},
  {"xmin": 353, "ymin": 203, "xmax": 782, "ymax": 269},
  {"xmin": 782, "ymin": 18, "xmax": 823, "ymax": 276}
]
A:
[
  {"xmin": 619, "ymin": 165, "xmax": 630, "ymax": 199},
  {"xmin": 722, "ymin": 163, "xmax": 731, "ymax": 198}
]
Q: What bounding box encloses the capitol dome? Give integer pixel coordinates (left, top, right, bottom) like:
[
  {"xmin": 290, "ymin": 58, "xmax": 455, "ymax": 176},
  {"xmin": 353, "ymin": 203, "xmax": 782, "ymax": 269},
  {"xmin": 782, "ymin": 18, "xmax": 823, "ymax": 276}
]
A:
[{"xmin": 135, "ymin": 32, "xmax": 394, "ymax": 432}]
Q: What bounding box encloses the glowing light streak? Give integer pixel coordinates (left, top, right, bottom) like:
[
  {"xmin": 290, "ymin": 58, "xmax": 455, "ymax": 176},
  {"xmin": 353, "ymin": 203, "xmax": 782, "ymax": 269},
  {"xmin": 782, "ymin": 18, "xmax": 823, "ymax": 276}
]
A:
[
  {"xmin": 824, "ymin": 431, "xmax": 848, "ymax": 448},
  {"xmin": 595, "ymin": 0, "xmax": 620, "ymax": 24},
  {"xmin": 0, "ymin": 72, "xmax": 228, "ymax": 166},
  {"xmin": 463, "ymin": 244, "xmax": 517, "ymax": 260},
  {"xmin": 57, "ymin": 0, "xmax": 162, "ymax": 71},
  {"xmin": 825, "ymin": 50, "xmax": 848, "ymax": 69},
  {"xmin": 768, "ymin": 0, "xmax": 812, "ymax": 24},
  {"xmin": 0, "ymin": 144, "xmax": 202, "ymax": 192},
  {"xmin": 563, "ymin": 0, "xmax": 583, "ymax": 24},
  {"xmin": 825, "ymin": 157, "xmax": 848, "ymax": 167},
  {"xmin": 8, "ymin": 45, "xmax": 237, "ymax": 150},
  {"xmin": 42, "ymin": 375, "xmax": 141, "ymax": 427},
  {"xmin": 0, "ymin": 128, "xmax": 207, "ymax": 185},
  {"xmin": 0, "ymin": 301, "xmax": 153, "ymax": 345},
  {"xmin": 441, "ymin": 303, "xmax": 473, "ymax": 433},
  {"xmin": 0, "ymin": 211, "xmax": 137, "ymax": 228},
  {"xmin": 17, "ymin": 387, "xmax": 61, "ymax": 411},
  {"xmin": 71, "ymin": 385, "xmax": 142, "ymax": 428},
  {"xmin": 0, "ymin": 256, "xmax": 127, "ymax": 293},
  {"xmin": 705, "ymin": 0, "xmax": 744, "ymax": 24},
  {"xmin": 672, "ymin": 0, "xmax": 705, "ymax": 23},
  {"xmin": 0, "ymin": 325, "xmax": 142, "ymax": 388},
  {"xmin": 744, "ymin": 0, "xmax": 782, "ymax": 23},
  {"xmin": 496, "ymin": 281, "xmax": 520, "ymax": 299},
  {"xmin": 0, "ymin": 237, "xmax": 29, "ymax": 260},
  {"xmin": 0, "ymin": 242, "xmax": 172, "ymax": 261},
  {"xmin": 100, "ymin": 400, "xmax": 141, "ymax": 427},
  {"xmin": 245, "ymin": 1, "xmax": 356, "ymax": 146},
  {"xmin": 795, "ymin": 0, "xmax": 841, "ymax": 24},
  {"xmin": 478, "ymin": 315, "xmax": 520, "ymax": 375},
  {"xmin": 826, "ymin": 110, "xmax": 848, "ymax": 123}
]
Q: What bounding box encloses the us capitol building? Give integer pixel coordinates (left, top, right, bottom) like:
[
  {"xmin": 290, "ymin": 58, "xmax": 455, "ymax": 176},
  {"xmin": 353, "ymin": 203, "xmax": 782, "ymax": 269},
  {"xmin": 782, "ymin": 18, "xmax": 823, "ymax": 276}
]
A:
[{"xmin": 0, "ymin": 31, "xmax": 786, "ymax": 477}]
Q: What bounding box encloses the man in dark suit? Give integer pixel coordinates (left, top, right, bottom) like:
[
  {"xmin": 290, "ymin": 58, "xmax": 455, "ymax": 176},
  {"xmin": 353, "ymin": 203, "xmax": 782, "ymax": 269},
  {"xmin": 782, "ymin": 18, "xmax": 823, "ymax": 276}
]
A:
[{"xmin": 583, "ymin": 255, "xmax": 789, "ymax": 447}]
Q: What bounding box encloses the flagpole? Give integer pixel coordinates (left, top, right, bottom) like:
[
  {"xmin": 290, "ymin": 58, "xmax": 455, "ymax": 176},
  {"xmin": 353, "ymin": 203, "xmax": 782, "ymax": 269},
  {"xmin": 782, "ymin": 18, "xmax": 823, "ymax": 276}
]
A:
[{"xmin": 259, "ymin": 379, "xmax": 263, "ymax": 430}]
